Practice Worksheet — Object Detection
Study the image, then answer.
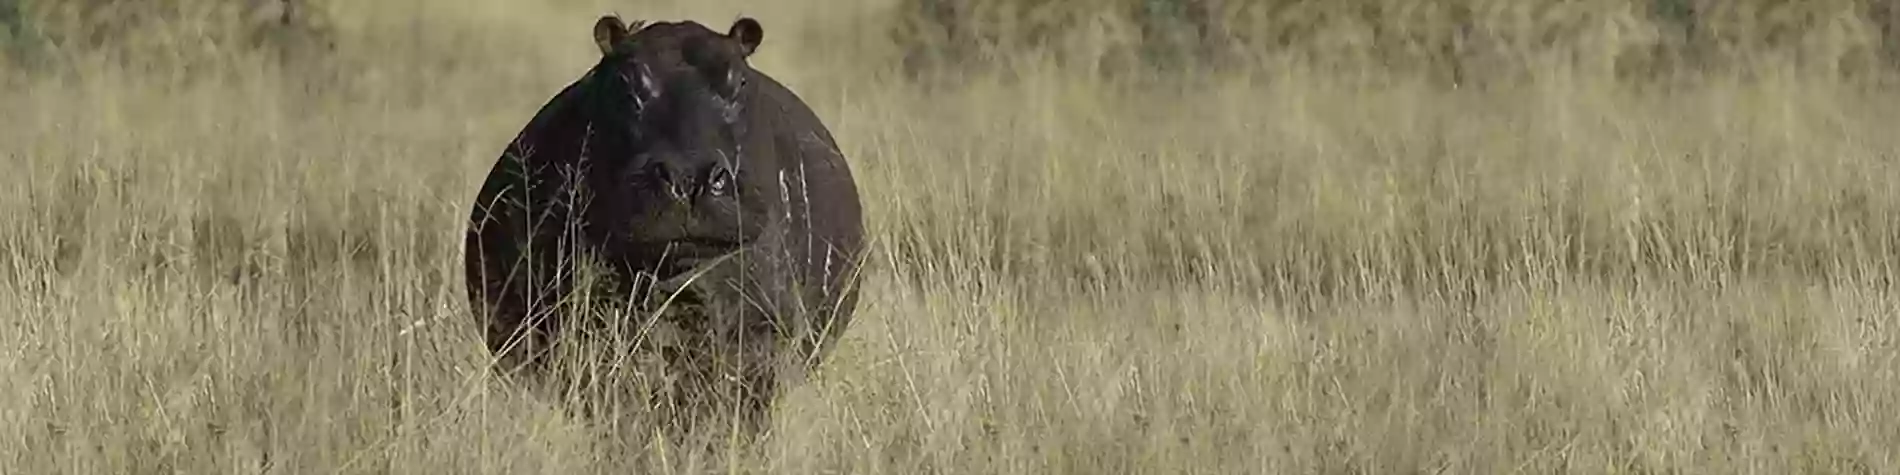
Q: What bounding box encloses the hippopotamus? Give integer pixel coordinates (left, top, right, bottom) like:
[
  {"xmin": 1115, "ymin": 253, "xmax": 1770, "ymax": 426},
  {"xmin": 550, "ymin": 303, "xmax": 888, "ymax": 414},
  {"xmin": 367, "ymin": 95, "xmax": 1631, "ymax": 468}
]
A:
[{"xmin": 462, "ymin": 14, "xmax": 865, "ymax": 431}]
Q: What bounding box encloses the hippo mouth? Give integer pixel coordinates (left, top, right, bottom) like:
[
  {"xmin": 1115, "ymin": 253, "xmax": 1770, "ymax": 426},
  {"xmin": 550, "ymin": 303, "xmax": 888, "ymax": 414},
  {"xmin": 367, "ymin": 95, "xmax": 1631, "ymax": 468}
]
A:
[{"xmin": 649, "ymin": 238, "xmax": 743, "ymax": 274}]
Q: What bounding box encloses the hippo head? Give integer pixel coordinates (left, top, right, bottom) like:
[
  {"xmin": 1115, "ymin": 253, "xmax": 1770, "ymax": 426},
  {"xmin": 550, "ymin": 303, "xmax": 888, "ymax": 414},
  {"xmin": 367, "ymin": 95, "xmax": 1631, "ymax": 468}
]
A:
[{"xmin": 576, "ymin": 15, "xmax": 772, "ymax": 276}]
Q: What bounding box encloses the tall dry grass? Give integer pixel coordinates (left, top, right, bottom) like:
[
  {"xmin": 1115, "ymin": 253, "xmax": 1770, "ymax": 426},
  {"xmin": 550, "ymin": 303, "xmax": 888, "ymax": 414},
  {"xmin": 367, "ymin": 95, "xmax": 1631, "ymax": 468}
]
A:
[{"xmin": 2, "ymin": 0, "xmax": 1899, "ymax": 473}]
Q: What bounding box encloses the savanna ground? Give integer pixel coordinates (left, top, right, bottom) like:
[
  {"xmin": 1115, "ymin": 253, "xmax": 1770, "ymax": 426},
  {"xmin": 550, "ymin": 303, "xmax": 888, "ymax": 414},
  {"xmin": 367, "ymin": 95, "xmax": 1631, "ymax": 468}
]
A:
[{"xmin": 4, "ymin": 0, "xmax": 1900, "ymax": 473}]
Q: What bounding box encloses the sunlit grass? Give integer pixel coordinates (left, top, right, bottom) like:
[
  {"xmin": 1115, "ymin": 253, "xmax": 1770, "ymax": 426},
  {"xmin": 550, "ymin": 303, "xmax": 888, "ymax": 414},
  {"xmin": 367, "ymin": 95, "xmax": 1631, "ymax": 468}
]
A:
[{"xmin": 2, "ymin": 0, "xmax": 1898, "ymax": 472}]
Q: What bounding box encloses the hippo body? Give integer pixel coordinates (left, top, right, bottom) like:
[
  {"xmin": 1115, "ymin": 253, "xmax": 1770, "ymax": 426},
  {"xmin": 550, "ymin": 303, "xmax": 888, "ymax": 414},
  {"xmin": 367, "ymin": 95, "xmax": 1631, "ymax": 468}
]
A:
[{"xmin": 462, "ymin": 15, "xmax": 864, "ymax": 429}]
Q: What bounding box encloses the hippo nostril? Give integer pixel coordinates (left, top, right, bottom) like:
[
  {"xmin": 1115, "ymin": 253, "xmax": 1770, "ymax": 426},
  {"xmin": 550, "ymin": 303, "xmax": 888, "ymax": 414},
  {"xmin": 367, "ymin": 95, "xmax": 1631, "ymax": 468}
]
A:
[{"xmin": 645, "ymin": 162, "xmax": 688, "ymax": 200}]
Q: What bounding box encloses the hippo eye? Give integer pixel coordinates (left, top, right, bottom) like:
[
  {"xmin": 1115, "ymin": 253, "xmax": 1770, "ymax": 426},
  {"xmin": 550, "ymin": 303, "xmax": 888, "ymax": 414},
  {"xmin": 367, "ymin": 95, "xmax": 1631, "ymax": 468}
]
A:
[{"xmin": 707, "ymin": 168, "xmax": 733, "ymax": 196}]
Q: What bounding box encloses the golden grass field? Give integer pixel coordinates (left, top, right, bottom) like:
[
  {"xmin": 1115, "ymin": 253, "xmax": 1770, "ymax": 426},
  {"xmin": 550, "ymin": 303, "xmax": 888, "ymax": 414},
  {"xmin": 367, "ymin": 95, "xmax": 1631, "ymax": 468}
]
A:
[{"xmin": 3, "ymin": 0, "xmax": 1900, "ymax": 472}]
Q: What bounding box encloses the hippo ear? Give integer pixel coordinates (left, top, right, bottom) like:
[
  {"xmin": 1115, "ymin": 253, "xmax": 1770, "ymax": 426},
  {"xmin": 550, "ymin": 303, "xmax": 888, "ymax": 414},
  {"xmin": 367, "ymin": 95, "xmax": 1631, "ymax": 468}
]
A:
[
  {"xmin": 594, "ymin": 15, "xmax": 631, "ymax": 56},
  {"xmin": 727, "ymin": 17, "xmax": 763, "ymax": 57}
]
